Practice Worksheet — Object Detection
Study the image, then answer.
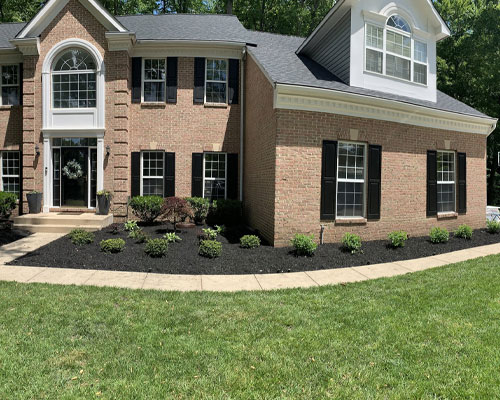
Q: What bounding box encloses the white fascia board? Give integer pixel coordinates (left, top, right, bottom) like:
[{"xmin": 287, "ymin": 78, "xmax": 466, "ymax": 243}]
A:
[
  {"xmin": 132, "ymin": 40, "xmax": 246, "ymax": 59},
  {"xmin": 274, "ymin": 83, "xmax": 497, "ymax": 135},
  {"xmin": 0, "ymin": 48, "xmax": 23, "ymax": 63},
  {"xmin": 9, "ymin": 37, "xmax": 40, "ymax": 55},
  {"xmin": 105, "ymin": 32, "xmax": 136, "ymax": 53}
]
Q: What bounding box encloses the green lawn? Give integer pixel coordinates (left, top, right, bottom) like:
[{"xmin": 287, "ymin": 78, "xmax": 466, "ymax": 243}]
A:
[{"xmin": 1, "ymin": 257, "xmax": 500, "ymax": 399}]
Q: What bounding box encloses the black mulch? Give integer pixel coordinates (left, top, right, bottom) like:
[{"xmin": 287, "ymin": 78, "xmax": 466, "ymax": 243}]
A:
[
  {"xmin": 0, "ymin": 223, "xmax": 31, "ymax": 247},
  {"xmin": 7, "ymin": 223, "xmax": 500, "ymax": 275}
]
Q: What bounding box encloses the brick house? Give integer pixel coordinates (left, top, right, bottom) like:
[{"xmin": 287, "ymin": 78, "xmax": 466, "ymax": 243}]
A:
[{"xmin": 0, "ymin": 0, "xmax": 496, "ymax": 246}]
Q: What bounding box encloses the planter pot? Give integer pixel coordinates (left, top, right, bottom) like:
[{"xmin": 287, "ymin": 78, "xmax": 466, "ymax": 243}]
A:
[
  {"xmin": 177, "ymin": 222, "xmax": 195, "ymax": 229},
  {"xmin": 27, "ymin": 193, "xmax": 42, "ymax": 214},
  {"xmin": 96, "ymin": 195, "xmax": 111, "ymax": 215}
]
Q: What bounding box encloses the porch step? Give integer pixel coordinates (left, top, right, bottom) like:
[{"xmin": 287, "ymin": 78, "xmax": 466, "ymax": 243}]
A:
[
  {"xmin": 13, "ymin": 224, "xmax": 105, "ymax": 234},
  {"xmin": 13, "ymin": 213, "xmax": 113, "ymax": 234}
]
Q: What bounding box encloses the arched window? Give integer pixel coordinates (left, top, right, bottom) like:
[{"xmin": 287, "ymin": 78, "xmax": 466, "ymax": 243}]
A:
[
  {"xmin": 52, "ymin": 48, "xmax": 97, "ymax": 109},
  {"xmin": 365, "ymin": 14, "xmax": 428, "ymax": 85}
]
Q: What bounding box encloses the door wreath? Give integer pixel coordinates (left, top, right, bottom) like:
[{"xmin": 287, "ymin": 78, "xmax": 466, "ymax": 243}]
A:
[{"xmin": 62, "ymin": 159, "xmax": 83, "ymax": 180}]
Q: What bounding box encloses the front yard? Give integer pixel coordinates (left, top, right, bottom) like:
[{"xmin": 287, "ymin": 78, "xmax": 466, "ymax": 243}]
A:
[{"xmin": 1, "ymin": 255, "xmax": 500, "ymax": 398}]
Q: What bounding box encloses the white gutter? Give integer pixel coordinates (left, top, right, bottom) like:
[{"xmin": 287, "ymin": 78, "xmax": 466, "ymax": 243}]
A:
[
  {"xmin": 239, "ymin": 48, "xmax": 246, "ymax": 201},
  {"xmin": 135, "ymin": 40, "xmax": 248, "ymax": 48}
]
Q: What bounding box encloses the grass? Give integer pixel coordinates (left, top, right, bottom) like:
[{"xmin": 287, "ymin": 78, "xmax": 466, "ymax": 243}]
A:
[{"xmin": 1, "ymin": 256, "xmax": 500, "ymax": 398}]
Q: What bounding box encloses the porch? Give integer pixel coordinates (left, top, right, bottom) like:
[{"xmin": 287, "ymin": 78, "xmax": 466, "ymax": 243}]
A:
[{"xmin": 13, "ymin": 212, "xmax": 113, "ymax": 233}]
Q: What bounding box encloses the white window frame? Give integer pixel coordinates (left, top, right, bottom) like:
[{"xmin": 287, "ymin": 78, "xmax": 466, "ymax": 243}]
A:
[
  {"xmin": 141, "ymin": 58, "xmax": 166, "ymax": 103},
  {"xmin": 335, "ymin": 141, "xmax": 368, "ymax": 220},
  {"xmin": 140, "ymin": 151, "xmax": 164, "ymax": 196},
  {"xmin": 364, "ymin": 16, "xmax": 428, "ymax": 86},
  {"xmin": 0, "ymin": 150, "xmax": 20, "ymax": 195},
  {"xmin": 203, "ymin": 152, "xmax": 227, "ymax": 200},
  {"xmin": 437, "ymin": 150, "xmax": 456, "ymax": 214},
  {"xmin": 204, "ymin": 59, "xmax": 228, "ymax": 105},
  {"xmin": 0, "ymin": 65, "xmax": 20, "ymax": 106}
]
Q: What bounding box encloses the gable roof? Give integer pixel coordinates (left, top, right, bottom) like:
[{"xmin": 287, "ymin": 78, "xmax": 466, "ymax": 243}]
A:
[{"xmin": 0, "ymin": 23, "xmax": 25, "ymax": 49}]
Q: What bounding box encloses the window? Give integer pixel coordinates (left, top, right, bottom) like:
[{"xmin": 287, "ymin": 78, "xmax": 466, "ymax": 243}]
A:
[
  {"xmin": 143, "ymin": 59, "xmax": 166, "ymax": 102},
  {"xmin": 205, "ymin": 59, "xmax": 227, "ymax": 104},
  {"xmin": 1, "ymin": 65, "xmax": 20, "ymax": 106},
  {"xmin": 52, "ymin": 48, "xmax": 97, "ymax": 109},
  {"xmin": 204, "ymin": 153, "xmax": 227, "ymax": 200},
  {"xmin": 1, "ymin": 151, "xmax": 20, "ymax": 195},
  {"xmin": 365, "ymin": 15, "xmax": 428, "ymax": 85},
  {"xmin": 141, "ymin": 151, "xmax": 164, "ymax": 196},
  {"xmin": 337, "ymin": 142, "xmax": 366, "ymax": 218},
  {"xmin": 437, "ymin": 151, "xmax": 455, "ymax": 213}
]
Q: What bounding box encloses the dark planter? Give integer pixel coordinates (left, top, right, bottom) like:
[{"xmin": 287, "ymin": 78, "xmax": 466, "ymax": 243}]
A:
[
  {"xmin": 96, "ymin": 195, "xmax": 111, "ymax": 215},
  {"xmin": 27, "ymin": 193, "xmax": 42, "ymax": 214}
]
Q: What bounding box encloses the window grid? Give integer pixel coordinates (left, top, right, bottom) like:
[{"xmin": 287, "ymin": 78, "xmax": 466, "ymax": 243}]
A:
[
  {"xmin": 1, "ymin": 65, "xmax": 20, "ymax": 106},
  {"xmin": 437, "ymin": 151, "xmax": 456, "ymax": 213},
  {"xmin": 336, "ymin": 143, "xmax": 366, "ymax": 218},
  {"xmin": 141, "ymin": 151, "xmax": 164, "ymax": 196},
  {"xmin": 203, "ymin": 153, "xmax": 227, "ymax": 200},
  {"xmin": 205, "ymin": 59, "xmax": 228, "ymax": 104},
  {"xmin": 143, "ymin": 59, "xmax": 166, "ymax": 103},
  {"xmin": 1, "ymin": 151, "xmax": 20, "ymax": 195}
]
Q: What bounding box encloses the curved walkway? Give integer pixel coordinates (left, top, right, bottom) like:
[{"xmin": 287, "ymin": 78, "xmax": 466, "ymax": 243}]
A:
[{"xmin": 1, "ymin": 233, "xmax": 500, "ymax": 292}]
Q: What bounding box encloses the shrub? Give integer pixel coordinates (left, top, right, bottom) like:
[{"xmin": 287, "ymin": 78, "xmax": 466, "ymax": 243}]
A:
[
  {"xmin": 100, "ymin": 238, "xmax": 125, "ymax": 253},
  {"xmin": 186, "ymin": 197, "xmax": 210, "ymax": 225},
  {"xmin": 342, "ymin": 233, "xmax": 362, "ymax": 254},
  {"xmin": 291, "ymin": 234, "xmax": 317, "ymax": 257},
  {"xmin": 207, "ymin": 199, "xmax": 243, "ymax": 226},
  {"xmin": 199, "ymin": 240, "xmax": 222, "ymax": 259},
  {"xmin": 240, "ymin": 235, "xmax": 261, "ymax": 249},
  {"xmin": 129, "ymin": 196, "xmax": 164, "ymax": 224},
  {"xmin": 387, "ymin": 230, "xmax": 408, "ymax": 248},
  {"xmin": 0, "ymin": 192, "xmax": 17, "ymax": 218},
  {"xmin": 128, "ymin": 228, "xmax": 148, "ymax": 243},
  {"xmin": 162, "ymin": 197, "xmax": 193, "ymax": 231},
  {"xmin": 486, "ymin": 220, "xmax": 500, "ymax": 234},
  {"xmin": 202, "ymin": 226, "xmax": 220, "ymax": 241},
  {"xmin": 455, "ymin": 224, "xmax": 473, "ymax": 240},
  {"xmin": 69, "ymin": 229, "xmax": 94, "ymax": 246},
  {"xmin": 430, "ymin": 227, "xmax": 449, "ymax": 244},
  {"xmin": 124, "ymin": 220, "xmax": 139, "ymax": 232},
  {"xmin": 164, "ymin": 232, "xmax": 182, "ymax": 243},
  {"xmin": 145, "ymin": 238, "xmax": 169, "ymax": 258}
]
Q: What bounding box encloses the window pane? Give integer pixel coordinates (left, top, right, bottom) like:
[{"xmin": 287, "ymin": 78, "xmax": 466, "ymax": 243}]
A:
[
  {"xmin": 414, "ymin": 63, "xmax": 427, "ymax": 85},
  {"xmin": 2, "ymin": 177, "xmax": 19, "ymax": 195},
  {"xmin": 437, "ymin": 152, "xmax": 455, "ymax": 182},
  {"xmin": 366, "ymin": 25, "xmax": 383, "ymax": 49},
  {"xmin": 143, "ymin": 179, "xmax": 163, "ymax": 196},
  {"xmin": 438, "ymin": 183, "xmax": 455, "ymax": 213},
  {"xmin": 53, "ymin": 49, "xmax": 96, "ymax": 71},
  {"xmin": 414, "ymin": 41, "xmax": 427, "ymax": 63},
  {"xmin": 337, "ymin": 182, "xmax": 364, "ymax": 217},
  {"xmin": 2, "ymin": 65, "xmax": 18, "ymax": 85},
  {"xmin": 52, "ymin": 72, "xmax": 96, "ymax": 109},
  {"xmin": 366, "ymin": 49, "xmax": 383, "ymax": 74},
  {"xmin": 386, "ymin": 31, "xmax": 411, "ymax": 58},
  {"xmin": 144, "ymin": 82, "xmax": 165, "ymax": 102},
  {"xmin": 204, "ymin": 153, "xmax": 226, "ymax": 200},
  {"xmin": 386, "ymin": 54, "xmax": 410, "ymax": 81},
  {"xmin": 336, "ymin": 143, "xmax": 365, "ymax": 218},
  {"xmin": 2, "ymin": 87, "xmax": 19, "ymax": 106},
  {"xmin": 387, "ymin": 15, "xmax": 411, "ymax": 33},
  {"xmin": 206, "ymin": 82, "xmax": 227, "ymax": 104}
]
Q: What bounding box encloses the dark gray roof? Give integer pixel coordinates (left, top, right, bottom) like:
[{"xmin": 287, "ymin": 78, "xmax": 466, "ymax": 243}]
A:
[
  {"xmin": 117, "ymin": 14, "xmax": 250, "ymax": 43},
  {"xmin": 247, "ymin": 30, "xmax": 490, "ymax": 119},
  {"xmin": 0, "ymin": 22, "xmax": 25, "ymax": 48}
]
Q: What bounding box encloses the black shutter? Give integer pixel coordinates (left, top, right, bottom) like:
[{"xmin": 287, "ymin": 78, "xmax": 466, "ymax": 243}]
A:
[
  {"xmin": 166, "ymin": 57, "xmax": 178, "ymax": 104},
  {"xmin": 457, "ymin": 152, "xmax": 467, "ymax": 214},
  {"xmin": 367, "ymin": 145, "xmax": 382, "ymax": 220},
  {"xmin": 228, "ymin": 59, "xmax": 239, "ymax": 105},
  {"xmin": 164, "ymin": 152, "xmax": 175, "ymax": 197},
  {"xmin": 19, "ymin": 63, "xmax": 23, "ymax": 106},
  {"xmin": 427, "ymin": 150, "xmax": 437, "ymax": 217},
  {"xmin": 18, "ymin": 149, "xmax": 23, "ymax": 214},
  {"xmin": 320, "ymin": 141, "xmax": 337, "ymax": 221},
  {"xmin": 131, "ymin": 57, "xmax": 142, "ymax": 104},
  {"xmin": 227, "ymin": 153, "xmax": 239, "ymax": 199},
  {"xmin": 192, "ymin": 153, "xmax": 203, "ymax": 197},
  {"xmin": 131, "ymin": 152, "xmax": 141, "ymax": 197},
  {"xmin": 193, "ymin": 57, "xmax": 205, "ymax": 104}
]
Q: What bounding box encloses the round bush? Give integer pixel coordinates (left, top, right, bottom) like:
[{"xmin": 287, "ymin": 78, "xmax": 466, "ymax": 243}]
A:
[
  {"xmin": 486, "ymin": 220, "xmax": 500, "ymax": 234},
  {"xmin": 199, "ymin": 240, "xmax": 222, "ymax": 259},
  {"xmin": 342, "ymin": 233, "xmax": 362, "ymax": 254},
  {"xmin": 0, "ymin": 192, "xmax": 17, "ymax": 218},
  {"xmin": 100, "ymin": 238, "xmax": 125, "ymax": 253},
  {"xmin": 129, "ymin": 196, "xmax": 164, "ymax": 224},
  {"xmin": 454, "ymin": 224, "xmax": 473, "ymax": 240},
  {"xmin": 145, "ymin": 238, "xmax": 169, "ymax": 258},
  {"xmin": 430, "ymin": 227, "xmax": 449, "ymax": 244},
  {"xmin": 387, "ymin": 230, "xmax": 408, "ymax": 248},
  {"xmin": 240, "ymin": 235, "xmax": 261, "ymax": 249},
  {"xmin": 291, "ymin": 234, "xmax": 317, "ymax": 257},
  {"xmin": 186, "ymin": 197, "xmax": 210, "ymax": 224},
  {"xmin": 69, "ymin": 228, "xmax": 94, "ymax": 246}
]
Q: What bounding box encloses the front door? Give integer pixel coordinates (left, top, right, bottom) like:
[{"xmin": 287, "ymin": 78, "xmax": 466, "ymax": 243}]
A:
[{"xmin": 61, "ymin": 147, "xmax": 88, "ymax": 207}]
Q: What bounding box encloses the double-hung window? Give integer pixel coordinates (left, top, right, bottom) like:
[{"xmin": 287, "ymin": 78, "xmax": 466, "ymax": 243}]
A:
[
  {"xmin": 203, "ymin": 153, "xmax": 227, "ymax": 200},
  {"xmin": 143, "ymin": 59, "xmax": 166, "ymax": 103},
  {"xmin": 205, "ymin": 59, "xmax": 227, "ymax": 104},
  {"xmin": 437, "ymin": 151, "xmax": 455, "ymax": 213},
  {"xmin": 1, "ymin": 151, "xmax": 20, "ymax": 196},
  {"xmin": 141, "ymin": 151, "xmax": 164, "ymax": 196},
  {"xmin": 337, "ymin": 142, "xmax": 366, "ymax": 218},
  {"xmin": 1, "ymin": 65, "xmax": 20, "ymax": 106}
]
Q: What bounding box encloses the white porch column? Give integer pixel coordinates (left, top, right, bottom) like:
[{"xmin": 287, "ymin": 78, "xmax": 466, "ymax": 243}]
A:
[
  {"xmin": 42, "ymin": 137, "xmax": 51, "ymax": 213},
  {"xmin": 97, "ymin": 138, "xmax": 104, "ymax": 192}
]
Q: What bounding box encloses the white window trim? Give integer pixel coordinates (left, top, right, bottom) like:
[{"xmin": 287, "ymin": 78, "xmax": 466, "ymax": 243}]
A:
[
  {"xmin": 202, "ymin": 152, "xmax": 228, "ymax": 200},
  {"xmin": 140, "ymin": 151, "xmax": 164, "ymax": 196},
  {"xmin": 204, "ymin": 58, "xmax": 228, "ymax": 105},
  {"xmin": 0, "ymin": 150, "xmax": 20, "ymax": 194},
  {"xmin": 437, "ymin": 150, "xmax": 456, "ymax": 214},
  {"xmin": 141, "ymin": 58, "xmax": 166, "ymax": 103},
  {"xmin": 0, "ymin": 65, "xmax": 20, "ymax": 106},
  {"xmin": 335, "ymin": 141, "xmax": 368, "ymax": 220}
]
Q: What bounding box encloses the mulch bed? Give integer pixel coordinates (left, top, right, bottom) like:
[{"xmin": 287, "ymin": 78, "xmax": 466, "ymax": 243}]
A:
[
  {"xmin": 0, "ymin": 223, "xmax": 31, "ymax": 247},
  {"xmin": 7, "ymin": 223, "xmax": 500, "ymax": 275}
]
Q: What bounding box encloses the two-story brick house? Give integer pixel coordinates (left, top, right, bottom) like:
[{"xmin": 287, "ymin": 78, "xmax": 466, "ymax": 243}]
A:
[{"xmin": 0, "ymin": 0, "xmax": 496, "ymax": 246}]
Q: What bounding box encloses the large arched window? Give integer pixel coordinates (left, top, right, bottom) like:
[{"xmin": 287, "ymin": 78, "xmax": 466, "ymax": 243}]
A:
[
  {"xmin": 52, "ymin": 48, "xmax": 97, "ymax": 109},
  {"xmin": 365, "ymin": 14, "xmax": 428, "ymax": 85}
]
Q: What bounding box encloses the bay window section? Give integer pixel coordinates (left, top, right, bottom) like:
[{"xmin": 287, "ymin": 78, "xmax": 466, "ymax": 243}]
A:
[
  {"xmin": 1, "ymin": 65, "xmax": 20, "ymax": 106},
  {"xmin": 141, "ymin": 151, "xmax": 164, "ymax": 196},
  {"xmin": 1, "ymin": 151, "xmax": 20, "ymax": 195},
  {"xmin": 337, "ymin": 143, "xmax": 366, "ymax": 218},
  {"xmin": 143, "ymin": 59, "xmax": 166, "ymax": 102},
  {"xmin": 205, "ymin": 59, "xmax": 227, "ymax": 104},
  {"xmin": 204, "ymin": 153, "xmax": 227, "ymax": 200},
  {"xmin": 437, "ymin": 151, "xmax": 455, "ymax": 213}
]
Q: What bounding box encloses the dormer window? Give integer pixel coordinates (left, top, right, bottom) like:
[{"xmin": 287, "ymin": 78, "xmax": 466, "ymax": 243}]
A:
[{"xmin": 365, "ymin": 15, "xmax": 428, "ymax": 85}]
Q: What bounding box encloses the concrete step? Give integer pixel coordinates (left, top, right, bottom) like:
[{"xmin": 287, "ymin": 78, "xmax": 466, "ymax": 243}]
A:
[
  {"xmin": 13, "ymin": 224, "xmax": 106, "ymax": 234},
  {"xmin": 14, "ymin": 214, "xmax": 113, "ymax": 227}
]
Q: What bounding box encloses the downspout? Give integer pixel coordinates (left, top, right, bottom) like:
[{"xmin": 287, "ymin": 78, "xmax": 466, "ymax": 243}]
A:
[{"xmin": 240, "ymin": 48, "xmax": 246, "ymax": 202}]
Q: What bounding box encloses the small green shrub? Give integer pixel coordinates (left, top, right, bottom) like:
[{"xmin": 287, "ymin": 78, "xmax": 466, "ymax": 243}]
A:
[
  {"xmin": 69, "ymin": 229, "xmax": 94, "ymax": 246},
  {"xmin": 128, "ymin": 228, "xmax": 148, "ymax": 243},
  {"xmin": 129, "ymin": 196, "xmax": 164, "ymax": 224},
  {"xmin": 486, "ymin": 220, "xmax": 500, "ymax": 234},
  {"xmin": 202, "ymin": 227, "xmax": 218, "ymax": 241},
  {"xmin": 144, "ymin": 238, "xmax": 169, "ymax": 258},
  {"xmin": 199, "ymin": 240, "xmax": 222, "ymax": 258},
  {"xmin": 0, "ymin": 192, "xmax": 17, "ymax": 218},
  {"xmin": 124, "ymin": 220, "xmax": 139, "ymax": 232},
  {"xmin": 430, "ymin": 227, "xmax": 449, "ymax": 244},
  {"xmin": 240, "ymin": 235, "xmax": 261, "ymax": 249},
  {"xmin": 291, "ymin": 234, "xmax": 317, "ymax": 257},
  {"xmin": 387, "ymin": 230, "xmax": 408, "ymax": 248},
  {"xmin": 100, "ymin": 238, "xmax": 125, "ymax": 253},
  {"xmin": 207, "ymin": 199, "xmax": 243, "ymax": 226},
  {"xmin": 186, "ymin": 197, "xmax": 210, "ymax": 224},
  {"xmin": 342, "ymin": 233, "xmax": 362, "ymax": 254},
  {"xmin": 164, "ymin": 232, "xmax": 182, "ymax": 243},
  {"xmin": 454, "ymin": 224, "xmax": 473, "ymax": 240}
]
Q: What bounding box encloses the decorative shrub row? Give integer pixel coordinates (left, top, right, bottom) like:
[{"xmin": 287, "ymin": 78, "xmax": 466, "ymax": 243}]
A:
[
  {"xmin": 0, "ymin": 192, "xmax": 17, "ymax": 219},
  {"xmin": 291, "ymin": 234, "xmax": 317, "ymax": 257},
  {"xmin": 100, "ymin": 238, "xmax": 125, "ymax": 253},
  {"xmin": 199, "ymin": 240, "xmax": 222, "ymax": 258},
  {"xmin": 455, "ymin": 224, "xmax": 473, "ymax": 240},
  {"xmin": 145, "ymin": 238, "xmax": 169, "ymax": 258},
  {"xmin": 240, "ymin": 235, "xmax": 260, "ymax": 249},
  {"xmin": 69, "ymin": 229, "xmax": 94, "ymax": 246},
  {"xmin": 342, "ymin": 233, "xmax": 362, "ymax": 254}
]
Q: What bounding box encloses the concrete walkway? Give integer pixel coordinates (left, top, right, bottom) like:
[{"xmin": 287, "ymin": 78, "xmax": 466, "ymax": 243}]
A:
[{"xmin": 1, "ymin": 233, "xmax": 500, "ymax": 292}]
